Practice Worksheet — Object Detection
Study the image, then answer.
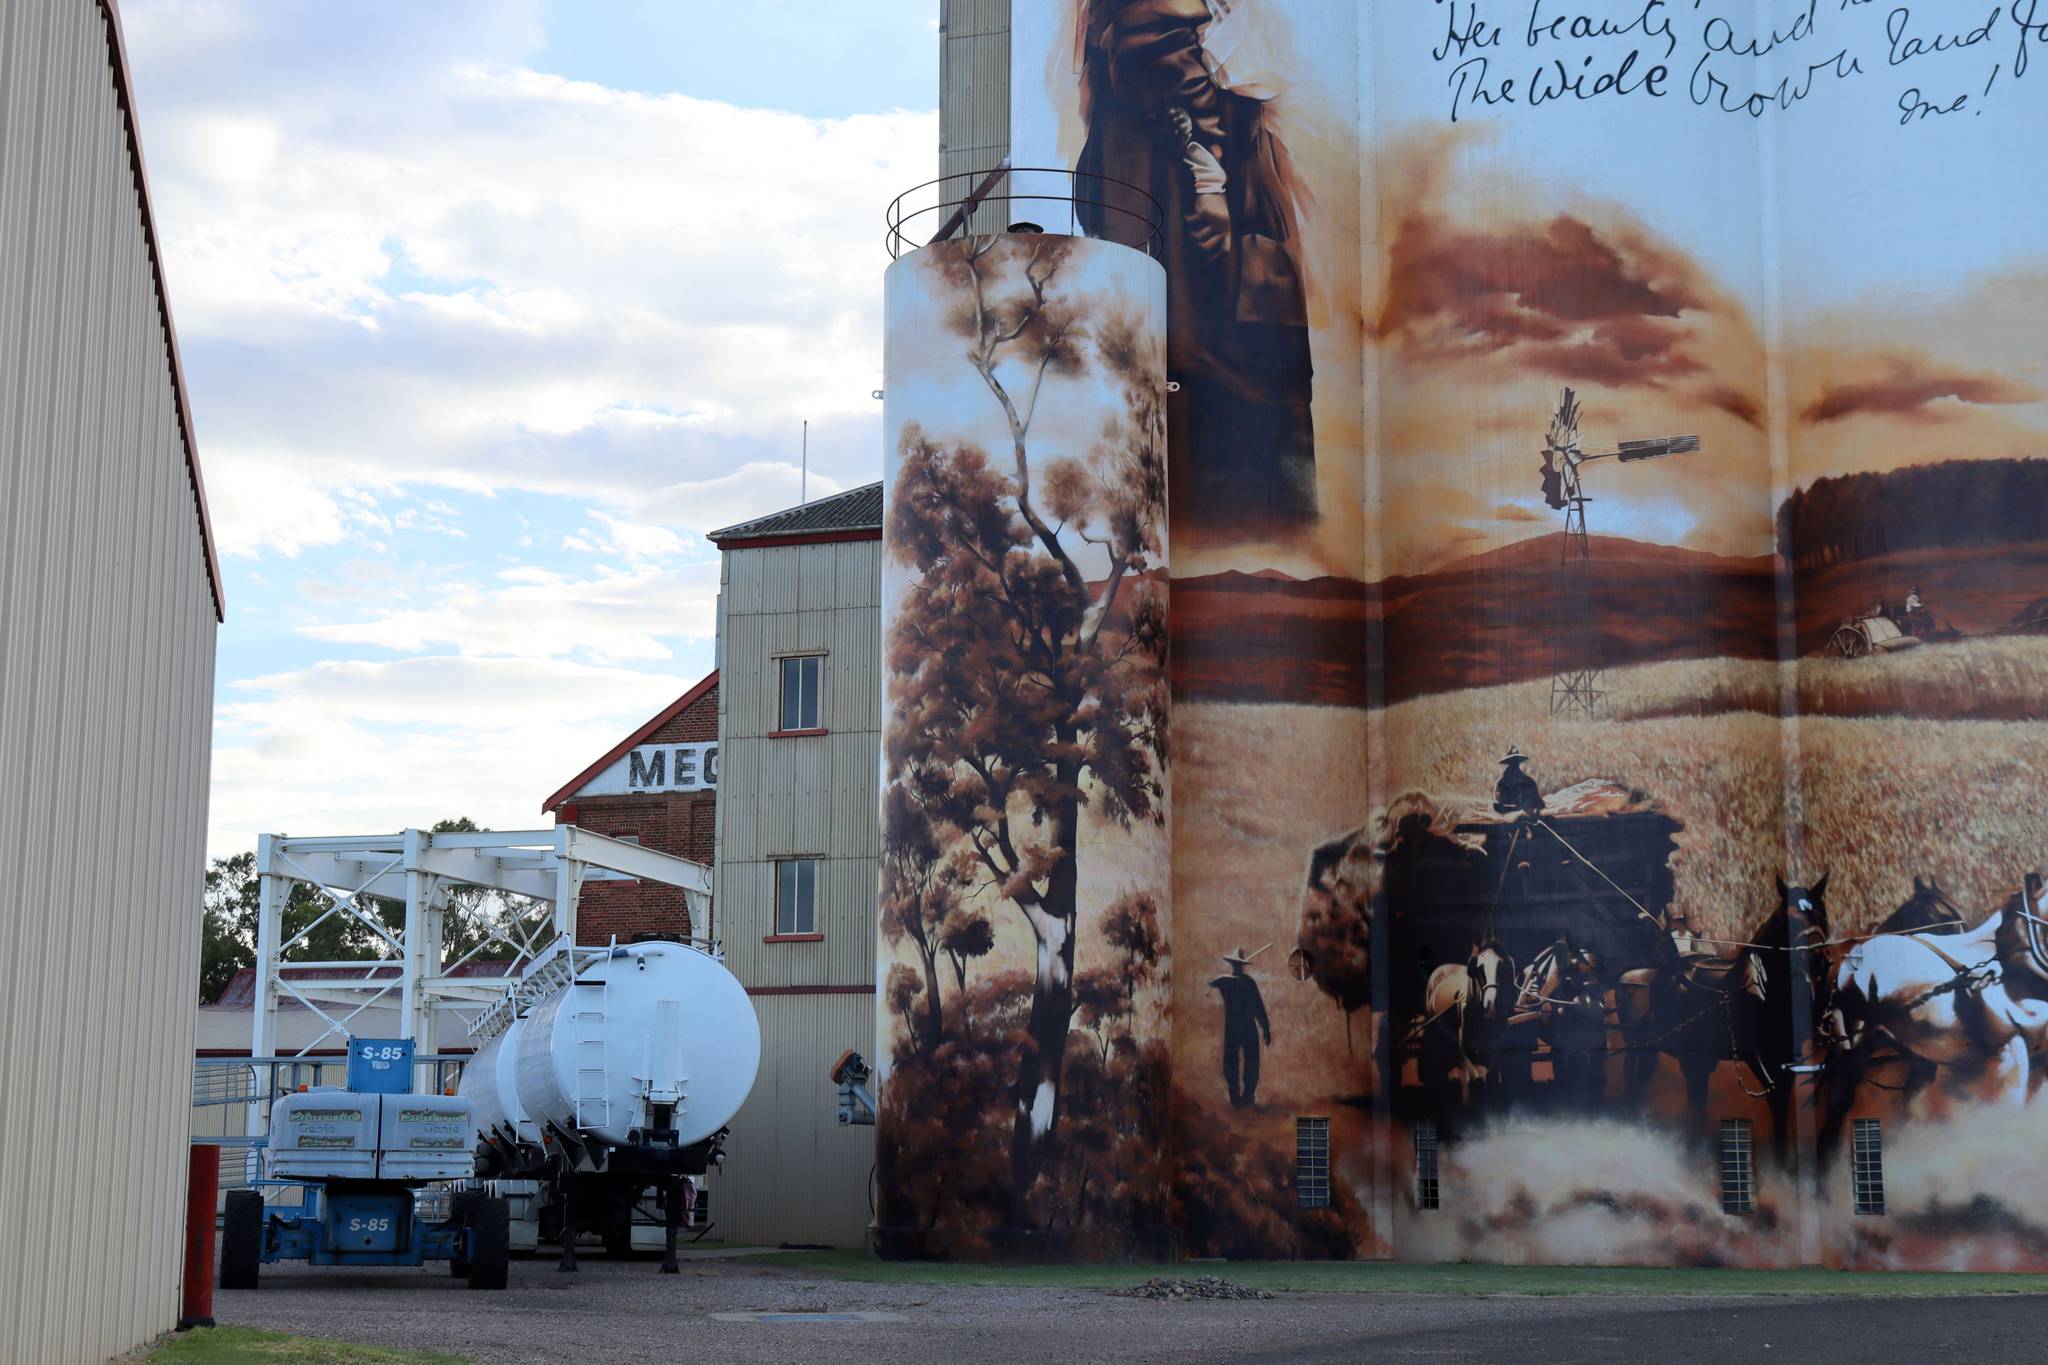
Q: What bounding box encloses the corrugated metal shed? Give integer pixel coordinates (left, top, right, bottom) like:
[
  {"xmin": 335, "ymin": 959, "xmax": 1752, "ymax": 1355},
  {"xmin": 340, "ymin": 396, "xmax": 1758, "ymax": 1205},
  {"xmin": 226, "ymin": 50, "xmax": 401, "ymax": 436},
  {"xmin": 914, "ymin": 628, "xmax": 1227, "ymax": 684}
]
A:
[
  {"xmin": 709, "ymin": 508, "xmax": 880, "ymax": 1245},
  {"xmin": 0, "ymin": 1, "xmax": 221, "ymax": 1358}
]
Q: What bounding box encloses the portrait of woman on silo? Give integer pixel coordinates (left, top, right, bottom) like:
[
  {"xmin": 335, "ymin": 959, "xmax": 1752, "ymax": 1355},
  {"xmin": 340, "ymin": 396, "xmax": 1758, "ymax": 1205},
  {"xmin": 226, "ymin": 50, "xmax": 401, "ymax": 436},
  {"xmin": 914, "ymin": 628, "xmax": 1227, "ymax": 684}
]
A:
[{"xmin": 1075, "ymin": 0, "xmax": 1315, "ymax": 537}]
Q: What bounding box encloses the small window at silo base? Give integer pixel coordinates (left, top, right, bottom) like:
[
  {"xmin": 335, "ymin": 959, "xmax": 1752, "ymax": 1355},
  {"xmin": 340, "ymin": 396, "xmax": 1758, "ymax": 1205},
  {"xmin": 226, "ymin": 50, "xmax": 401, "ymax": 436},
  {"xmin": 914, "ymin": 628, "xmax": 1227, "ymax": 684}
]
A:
[
  {"xmin": 1719, "ymin": 1119, "xmax": 1755, "ymax": 1214},
  {"xmin": 1852, "ymin": 1119, "xmax": 1886, "ymax": 1215},
  {"xmin": 1414, "ymin": 1120, "xmax": 1441, "ymax": 1211},
  {"xmin": 1295, "ymin": 1117, "xmax": 1331, "ymax": 1208}
]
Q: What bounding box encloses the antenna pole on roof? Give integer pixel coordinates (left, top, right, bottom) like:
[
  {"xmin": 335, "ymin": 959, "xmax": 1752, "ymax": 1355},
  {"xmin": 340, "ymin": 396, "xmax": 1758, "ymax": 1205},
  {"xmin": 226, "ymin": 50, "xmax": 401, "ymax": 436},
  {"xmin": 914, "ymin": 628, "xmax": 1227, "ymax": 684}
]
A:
[{"xmin": 801, "ymin": 420, "xmax": 809, "ymax": 506}]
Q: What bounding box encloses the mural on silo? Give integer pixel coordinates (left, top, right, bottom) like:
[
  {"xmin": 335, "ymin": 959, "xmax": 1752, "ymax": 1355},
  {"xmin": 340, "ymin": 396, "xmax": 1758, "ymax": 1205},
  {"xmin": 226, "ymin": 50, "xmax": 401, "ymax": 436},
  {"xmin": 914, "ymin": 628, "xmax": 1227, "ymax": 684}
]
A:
[
  {"xmin": 982, "ymin": 0, "xmax": 2048, "ymax": 1270},
  {"xmin": 877, "ymin": 233, "xmax": 1173, "ymax": 1255},
  {"xmin": 1016, "ymin": 0, "xmax": 1382, "ymax": 1261}
]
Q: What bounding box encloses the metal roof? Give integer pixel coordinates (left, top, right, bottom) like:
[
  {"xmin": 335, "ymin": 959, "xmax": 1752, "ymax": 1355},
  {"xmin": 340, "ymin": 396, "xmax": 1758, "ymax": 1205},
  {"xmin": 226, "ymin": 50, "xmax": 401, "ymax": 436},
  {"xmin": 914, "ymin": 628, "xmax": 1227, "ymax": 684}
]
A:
[
  {"xmin": 98, "ymin": 0, "xmax": 225, "ymax": 621},
  {"xmin": 707, "ymin": 481, "xmax": 883, "ymax": 544}
]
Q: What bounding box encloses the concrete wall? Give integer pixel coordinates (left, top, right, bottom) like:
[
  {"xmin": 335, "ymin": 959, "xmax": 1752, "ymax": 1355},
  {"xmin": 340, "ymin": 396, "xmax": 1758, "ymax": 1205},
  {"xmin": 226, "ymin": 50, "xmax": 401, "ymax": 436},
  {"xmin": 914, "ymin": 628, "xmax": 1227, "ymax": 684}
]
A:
[
  {"xmin": 709, "ymin": 534, "xmax": 880, "ymax": 1245},
  {"xmin": 0, "ymin": 1, "xmax": 221, "ymax": 1356}
]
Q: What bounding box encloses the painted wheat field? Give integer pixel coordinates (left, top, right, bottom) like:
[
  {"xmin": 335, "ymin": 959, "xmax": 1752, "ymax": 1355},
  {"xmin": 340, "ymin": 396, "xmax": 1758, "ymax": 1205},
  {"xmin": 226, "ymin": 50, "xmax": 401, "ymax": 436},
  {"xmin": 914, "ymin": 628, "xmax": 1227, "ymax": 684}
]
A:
[{"xmin": 1172, "ymin": 641, "xmax": 2048, "ymax": 1263}]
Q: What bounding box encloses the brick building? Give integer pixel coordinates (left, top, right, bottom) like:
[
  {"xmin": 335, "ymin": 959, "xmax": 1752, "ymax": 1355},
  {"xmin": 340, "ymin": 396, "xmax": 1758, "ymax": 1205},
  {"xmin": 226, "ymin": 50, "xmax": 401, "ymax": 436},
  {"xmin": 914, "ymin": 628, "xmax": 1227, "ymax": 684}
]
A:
[{"xmin": 542, "ymin": 671, "xmax": 719, "ymax": 946}]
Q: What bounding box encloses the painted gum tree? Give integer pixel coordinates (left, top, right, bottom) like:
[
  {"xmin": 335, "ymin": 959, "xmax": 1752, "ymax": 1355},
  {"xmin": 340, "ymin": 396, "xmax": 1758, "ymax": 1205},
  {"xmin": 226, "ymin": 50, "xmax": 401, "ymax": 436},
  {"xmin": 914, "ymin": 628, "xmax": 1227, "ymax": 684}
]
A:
[{"xmin": 885, "ymin": 234, "xmax": 1167, "ymax": 1217}]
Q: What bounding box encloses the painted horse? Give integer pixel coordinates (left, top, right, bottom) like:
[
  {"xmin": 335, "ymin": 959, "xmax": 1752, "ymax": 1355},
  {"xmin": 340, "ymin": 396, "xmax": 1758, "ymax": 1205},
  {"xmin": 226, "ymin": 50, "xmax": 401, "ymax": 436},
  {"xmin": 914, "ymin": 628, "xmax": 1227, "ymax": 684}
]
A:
[
  {"xmin": 1822, "ymin": 872, "xmax": 2048, "ymax": 1153},
  {"xmin": 1614, "ymin": 875, "xmax": 1830, "ymax": 1157},
  {"xmin": 1876, "ymin": 875, "xmax": 1968, "ymax": 936},
  {"xmin": 1509, "ymin": 938, "xmax": 1609, "ymax": 1111},
  {"xmin": 1423, "ymin": 938, "xmax": 1515, "ymax": 1113}
]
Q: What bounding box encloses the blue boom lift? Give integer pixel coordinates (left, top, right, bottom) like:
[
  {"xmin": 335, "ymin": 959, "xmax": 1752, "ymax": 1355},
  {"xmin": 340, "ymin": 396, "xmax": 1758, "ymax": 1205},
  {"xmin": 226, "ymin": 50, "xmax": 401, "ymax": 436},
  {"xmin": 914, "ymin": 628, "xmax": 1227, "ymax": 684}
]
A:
[{"xmin": 219, "ymin": 1038, "xmax": 509, "ymax": 1290}]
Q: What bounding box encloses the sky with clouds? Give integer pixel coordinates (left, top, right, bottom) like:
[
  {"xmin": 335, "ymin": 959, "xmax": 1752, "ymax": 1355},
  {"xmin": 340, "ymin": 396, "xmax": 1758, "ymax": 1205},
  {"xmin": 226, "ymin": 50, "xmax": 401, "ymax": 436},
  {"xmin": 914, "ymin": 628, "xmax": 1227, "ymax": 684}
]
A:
[{"xmin": 121, "ymin": 0, "xmax": 938, "ymax": 856}]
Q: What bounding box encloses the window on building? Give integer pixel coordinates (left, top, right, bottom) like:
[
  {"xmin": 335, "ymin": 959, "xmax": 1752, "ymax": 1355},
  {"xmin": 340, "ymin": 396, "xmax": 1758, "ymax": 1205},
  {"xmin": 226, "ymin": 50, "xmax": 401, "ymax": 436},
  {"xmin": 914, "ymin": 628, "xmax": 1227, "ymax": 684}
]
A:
[
  {"xmin": 1415, "ymin": 1119, "xmax": 1441, "ymax": 1211},
  {"xmin": 1852, "ymin": 1119, "xmax": 1885, "ymax": 1215},
  {"xmin": 774, "ymin": 858, "xmax": 819, "ymax": 937},
  {"xmin": 778, "ymin": 655, "xmax": 822, "ymax": 731},
  {"xmin": 1296, "ymin": 1117, "xmax": 1331, "ymax": 1208},
  {"xmin": 1719, "ymin": 1119, "xmax": 1755, "ymax": 1214}
]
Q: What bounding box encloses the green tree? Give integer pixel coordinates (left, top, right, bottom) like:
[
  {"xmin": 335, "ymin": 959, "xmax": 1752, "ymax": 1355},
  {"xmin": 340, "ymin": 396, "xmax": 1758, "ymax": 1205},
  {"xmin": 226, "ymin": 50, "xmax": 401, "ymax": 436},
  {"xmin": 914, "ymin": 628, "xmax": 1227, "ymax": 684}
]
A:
[{"xmin": 198, "ymin": 851, "xmax": 383, "ymax": 1003}]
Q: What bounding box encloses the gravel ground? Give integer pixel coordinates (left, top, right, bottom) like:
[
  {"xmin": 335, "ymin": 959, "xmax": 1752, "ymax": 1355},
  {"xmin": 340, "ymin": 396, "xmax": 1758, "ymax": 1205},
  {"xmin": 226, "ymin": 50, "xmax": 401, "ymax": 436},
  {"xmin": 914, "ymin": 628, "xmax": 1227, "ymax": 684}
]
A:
[{"xmin": 212, "ymin": 1255, "xmax": 2048, "ymax": 1364}]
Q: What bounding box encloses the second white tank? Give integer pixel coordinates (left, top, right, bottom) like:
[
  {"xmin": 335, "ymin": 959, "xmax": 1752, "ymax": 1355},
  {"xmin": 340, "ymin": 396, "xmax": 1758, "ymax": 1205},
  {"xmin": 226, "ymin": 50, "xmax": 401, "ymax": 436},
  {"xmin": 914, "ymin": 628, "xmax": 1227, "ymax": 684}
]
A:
[{"xmin": 462, "ymin": 941, "xmax": 760, "ymax": 1151}]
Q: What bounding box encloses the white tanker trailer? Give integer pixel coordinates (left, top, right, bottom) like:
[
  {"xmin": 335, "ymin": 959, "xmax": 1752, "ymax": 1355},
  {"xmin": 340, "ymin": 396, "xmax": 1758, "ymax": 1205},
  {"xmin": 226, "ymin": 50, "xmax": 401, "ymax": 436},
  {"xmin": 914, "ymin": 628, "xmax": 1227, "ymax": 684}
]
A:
[{"xmin": 459, "ymin": 938, "xmax": 760, "ymax": 1272}]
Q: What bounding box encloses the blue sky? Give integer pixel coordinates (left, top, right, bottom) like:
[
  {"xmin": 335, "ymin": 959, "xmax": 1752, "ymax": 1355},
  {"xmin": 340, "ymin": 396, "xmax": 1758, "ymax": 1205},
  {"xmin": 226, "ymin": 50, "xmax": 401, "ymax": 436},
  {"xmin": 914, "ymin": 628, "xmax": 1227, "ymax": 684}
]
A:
[{"xmin": 121, "ymin": 0, "xmax": 938, "ymax": 854}]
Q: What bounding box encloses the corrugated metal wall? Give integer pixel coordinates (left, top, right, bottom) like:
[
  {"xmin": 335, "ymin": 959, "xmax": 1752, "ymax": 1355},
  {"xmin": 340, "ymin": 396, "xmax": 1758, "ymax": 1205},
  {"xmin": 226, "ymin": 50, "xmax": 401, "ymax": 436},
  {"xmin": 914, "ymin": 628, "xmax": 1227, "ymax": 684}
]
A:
[
  {"xmin": 940, "ymin": 0, "xmax": 1010, "ymax": 232},
  {"xmin": 702, "ymin": 992, "xmax": 877, "ymax": 1246},
  {"xmin": 712, "ymin": 537, "xmax": 879, "ymax": 1243},
  {"xmin": 0, "ymin": 1, "xmax": 219, "ymax": 1358}
]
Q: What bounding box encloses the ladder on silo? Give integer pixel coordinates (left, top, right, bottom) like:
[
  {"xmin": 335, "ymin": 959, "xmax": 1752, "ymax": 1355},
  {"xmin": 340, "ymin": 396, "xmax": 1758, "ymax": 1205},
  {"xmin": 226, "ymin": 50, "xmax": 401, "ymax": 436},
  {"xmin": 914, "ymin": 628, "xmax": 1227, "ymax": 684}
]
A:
[{"xmin": 570, "ymin": 979, "xmax": 610, "ymax": 1130}]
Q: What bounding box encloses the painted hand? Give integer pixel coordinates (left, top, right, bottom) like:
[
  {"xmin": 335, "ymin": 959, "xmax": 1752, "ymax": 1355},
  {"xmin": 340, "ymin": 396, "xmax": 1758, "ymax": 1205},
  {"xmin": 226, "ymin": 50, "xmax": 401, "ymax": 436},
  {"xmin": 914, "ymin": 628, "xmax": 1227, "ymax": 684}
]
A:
[{"xmin": 1184, "ymin": 140, "xmax": 1227, "ymax": 196}]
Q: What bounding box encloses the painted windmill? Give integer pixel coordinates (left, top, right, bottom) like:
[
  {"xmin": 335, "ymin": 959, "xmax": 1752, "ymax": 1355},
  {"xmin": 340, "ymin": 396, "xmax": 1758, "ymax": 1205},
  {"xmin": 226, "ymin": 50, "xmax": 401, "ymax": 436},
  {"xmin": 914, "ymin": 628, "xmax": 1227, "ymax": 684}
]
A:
[{"xmin": 1540, "ymin": 388, "xmax": 1700, "ymax": 719}]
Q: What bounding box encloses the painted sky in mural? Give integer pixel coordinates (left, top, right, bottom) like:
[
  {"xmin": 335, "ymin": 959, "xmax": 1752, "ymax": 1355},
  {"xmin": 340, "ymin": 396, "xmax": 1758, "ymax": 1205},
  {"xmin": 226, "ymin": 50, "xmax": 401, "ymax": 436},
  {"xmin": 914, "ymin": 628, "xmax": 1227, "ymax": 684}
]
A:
[{"xmin": 1018, "ymin": 1, "xmax": 2048, "ymax": 576}]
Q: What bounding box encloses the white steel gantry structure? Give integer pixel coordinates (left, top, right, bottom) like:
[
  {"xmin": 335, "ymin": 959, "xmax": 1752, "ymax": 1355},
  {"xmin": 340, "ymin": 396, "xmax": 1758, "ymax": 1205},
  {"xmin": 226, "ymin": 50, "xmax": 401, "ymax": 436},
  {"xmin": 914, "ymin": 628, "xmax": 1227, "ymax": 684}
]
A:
[{"xmin": 249, "ymin": 826, "xmax": 715, "ymax": 1062}]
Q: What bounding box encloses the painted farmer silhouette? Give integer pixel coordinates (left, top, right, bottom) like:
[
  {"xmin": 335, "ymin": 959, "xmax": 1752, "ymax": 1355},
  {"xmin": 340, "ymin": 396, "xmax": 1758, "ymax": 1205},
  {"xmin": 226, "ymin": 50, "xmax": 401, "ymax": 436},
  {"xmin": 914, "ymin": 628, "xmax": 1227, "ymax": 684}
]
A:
[
  {"xmin": 1493, "ymin": 745, "xmax": 1542, "ymax": 817},
  {"xmin": 1211, "ymin": 945, "xmax": 1273, "ymax": 1108}
]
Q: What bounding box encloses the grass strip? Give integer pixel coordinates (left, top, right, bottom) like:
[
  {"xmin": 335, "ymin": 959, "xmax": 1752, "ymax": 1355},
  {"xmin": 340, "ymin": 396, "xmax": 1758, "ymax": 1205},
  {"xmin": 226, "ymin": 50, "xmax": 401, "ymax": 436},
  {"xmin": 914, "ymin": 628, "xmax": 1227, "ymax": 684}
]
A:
[
  {"xmin": 757, "ymin": 1249, "xmax": 2048, "ymax": 1298},
  {"xmin": 151, "ymin": 1325, "xmax": 469, "ymax": 1364}
]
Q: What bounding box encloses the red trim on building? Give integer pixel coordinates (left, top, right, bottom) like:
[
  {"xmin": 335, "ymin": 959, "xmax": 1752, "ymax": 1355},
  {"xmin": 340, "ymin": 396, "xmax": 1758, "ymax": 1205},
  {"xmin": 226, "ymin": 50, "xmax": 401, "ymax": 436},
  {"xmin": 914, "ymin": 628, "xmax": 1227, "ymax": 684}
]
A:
[
  {"xmin": 711, "ymin": 528, "xmax": 882, "ymax": 552},
  {"xmin": 762, "ymin": 932, "xmax": 825, "ymax": 944},
  {"xmin": 745, "ymin": 985, "xmax": 876, "ymax": 997},
  {"xmin": 97, "ymin": 1, "xmax": 226, "ymax": 622},
  {"xmin": 542, "ymin": 670, "xmax": 719, "ymax": 812},
  {"xmin": 767, "ymin": 727, "xmax": 829, "ymax": 740}
]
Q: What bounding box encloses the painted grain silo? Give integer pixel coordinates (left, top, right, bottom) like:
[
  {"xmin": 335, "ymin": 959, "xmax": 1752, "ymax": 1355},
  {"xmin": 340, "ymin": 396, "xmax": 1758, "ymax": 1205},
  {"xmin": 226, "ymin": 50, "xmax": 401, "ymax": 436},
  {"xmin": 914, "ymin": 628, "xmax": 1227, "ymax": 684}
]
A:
[
  {"xmin": 876, "ymin": 209, "xmax": 1171, "ymax": 1256},
  {"xmin": 874, "ymin": 0, "xmax": 2048, "ymax": 1273}
]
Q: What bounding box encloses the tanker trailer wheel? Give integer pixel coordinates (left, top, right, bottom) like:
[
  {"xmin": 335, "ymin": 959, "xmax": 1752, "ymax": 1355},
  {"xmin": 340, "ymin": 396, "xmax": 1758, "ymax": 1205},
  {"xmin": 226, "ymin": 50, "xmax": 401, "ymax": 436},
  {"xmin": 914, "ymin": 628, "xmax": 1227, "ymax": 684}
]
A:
[
  {"xmin": 467, "ymin": 1195, "xmax": 511, "ymax": 1290},
  {"xmin": 219, "ymin": 1190, "xmax": 264, "ymax": 1290},
  {"xmin": 448, "ymin": 1191, "xmax": 477, "ymax": 1278}
]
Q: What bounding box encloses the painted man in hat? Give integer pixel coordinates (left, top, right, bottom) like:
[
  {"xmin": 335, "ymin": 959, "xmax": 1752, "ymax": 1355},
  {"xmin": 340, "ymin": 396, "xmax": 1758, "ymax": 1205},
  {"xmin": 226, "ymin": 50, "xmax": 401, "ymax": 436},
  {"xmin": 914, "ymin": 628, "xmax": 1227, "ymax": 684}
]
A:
[
  {"xmin": 1493, "ymin": 745, "xmax": 1543, "ymax": 817},
  {"xmin": 1073, "ymin": 0, "xmax": 1317, "ymax": 538},
  {"xmin": 1211, "ymin": 945, "xmax": 1273, "ymax": 1108}
]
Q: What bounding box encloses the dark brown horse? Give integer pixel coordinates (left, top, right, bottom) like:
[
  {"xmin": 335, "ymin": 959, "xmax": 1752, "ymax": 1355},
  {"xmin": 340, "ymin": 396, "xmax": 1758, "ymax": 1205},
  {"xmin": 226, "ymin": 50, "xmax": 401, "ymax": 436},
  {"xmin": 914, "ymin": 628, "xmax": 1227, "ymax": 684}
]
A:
[
  {"xmin": 1876, "ymin": 875, "xmax": 1968, "ymax": 935},
  {"xmin": 1615, "ymin": 876, "xmax": 1829, "ymax": 1157}
]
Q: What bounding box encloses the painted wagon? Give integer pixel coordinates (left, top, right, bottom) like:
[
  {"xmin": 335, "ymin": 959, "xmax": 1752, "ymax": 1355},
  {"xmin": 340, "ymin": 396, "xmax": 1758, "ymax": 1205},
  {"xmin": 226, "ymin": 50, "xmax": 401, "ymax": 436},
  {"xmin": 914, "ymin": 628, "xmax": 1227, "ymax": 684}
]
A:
[
  {"xmin": 1385, "ymin": 782, "xmax": 1683, "ymax": 1115},
  {"xmin": 1827, "ymin": 611, "xmax": 1923, "ymax": 658}
]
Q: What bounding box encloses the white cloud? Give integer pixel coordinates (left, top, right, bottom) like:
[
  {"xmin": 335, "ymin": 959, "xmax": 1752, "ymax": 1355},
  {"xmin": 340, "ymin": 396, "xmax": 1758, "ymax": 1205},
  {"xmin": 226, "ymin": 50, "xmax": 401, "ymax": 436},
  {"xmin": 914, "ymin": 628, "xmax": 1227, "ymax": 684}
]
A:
[
  {"xmin": 560, "ymin": 511, "xmax": 686, "ymax": 562},
  {"xmin": 298, "ymin": 553, "xmax": 715, "ymax": 665},
  {"xmin": 210, "ymin": 654, "xmax": 698, "ymax": 854},
  {"xmin": 118, "ymin": 0, "xmax": 919, "ymax": 856},
  {"xmin": 641, "ymin": 462, "xmax": 849, "ymax": 533},
  {"xmin": 134, "ymin": 8, "xmax": 926, "ymax": 519},
  {"xmin": 203, "ymin": 453, "xmax": 355, "ymax": 559}
]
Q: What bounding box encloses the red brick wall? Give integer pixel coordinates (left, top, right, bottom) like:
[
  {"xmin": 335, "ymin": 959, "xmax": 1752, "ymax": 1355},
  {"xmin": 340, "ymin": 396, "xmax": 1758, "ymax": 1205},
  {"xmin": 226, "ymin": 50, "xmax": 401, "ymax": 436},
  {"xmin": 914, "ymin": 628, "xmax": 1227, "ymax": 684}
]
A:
[{"xmin": 556, "ymin": 681, "xmax": 718, "ymax": 946}]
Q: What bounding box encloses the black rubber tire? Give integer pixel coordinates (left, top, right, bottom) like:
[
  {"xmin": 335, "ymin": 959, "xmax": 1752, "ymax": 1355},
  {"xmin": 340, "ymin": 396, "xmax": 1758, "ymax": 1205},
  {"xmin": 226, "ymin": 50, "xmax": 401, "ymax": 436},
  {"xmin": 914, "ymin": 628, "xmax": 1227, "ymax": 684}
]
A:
[
  {"xmin": 219, "ymin": 1190, "xmax": 263, "ymax": 1290},
  {"xmin": 448, "ymin": 1191, "xmax": 477, "ymax": 1277},
  {"xmin": 467, "ymin": 1196, "xmax": 511, "ymax": 1290}
]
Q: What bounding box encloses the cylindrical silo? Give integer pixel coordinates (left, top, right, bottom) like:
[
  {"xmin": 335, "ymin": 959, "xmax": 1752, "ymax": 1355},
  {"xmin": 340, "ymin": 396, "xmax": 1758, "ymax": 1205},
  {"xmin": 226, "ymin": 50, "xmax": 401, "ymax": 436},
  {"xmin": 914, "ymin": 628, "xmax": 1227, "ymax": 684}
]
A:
[{"xmin": 876, "ymin": 227, "xmax": 1171, "ymax": 1257}]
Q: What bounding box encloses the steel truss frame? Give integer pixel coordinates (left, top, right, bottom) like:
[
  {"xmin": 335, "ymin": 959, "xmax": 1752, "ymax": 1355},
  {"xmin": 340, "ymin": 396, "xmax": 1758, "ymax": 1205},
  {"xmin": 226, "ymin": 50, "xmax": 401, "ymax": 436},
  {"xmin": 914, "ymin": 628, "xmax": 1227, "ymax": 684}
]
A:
[{"xmin": 250, "ymin": 826, "xmax": 714, "ymax": 1063}]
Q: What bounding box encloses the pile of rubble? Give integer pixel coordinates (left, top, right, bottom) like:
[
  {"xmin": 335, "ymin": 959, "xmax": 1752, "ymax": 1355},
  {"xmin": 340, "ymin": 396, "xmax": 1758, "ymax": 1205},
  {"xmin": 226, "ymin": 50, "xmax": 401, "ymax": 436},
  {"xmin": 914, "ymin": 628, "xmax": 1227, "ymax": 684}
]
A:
[{"xmin": 1113, "ymin": 1276, "xmax": 1275, "ymax": 1302}]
